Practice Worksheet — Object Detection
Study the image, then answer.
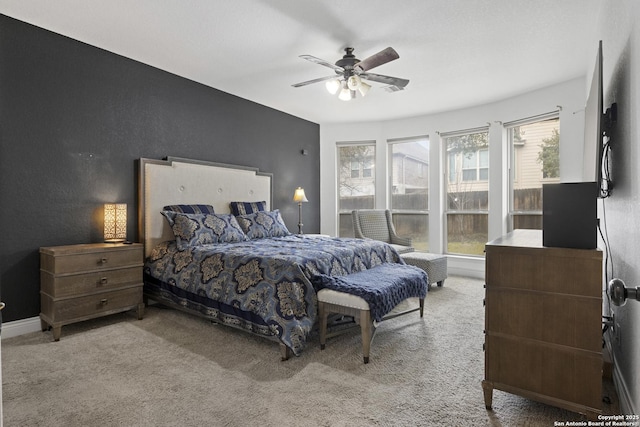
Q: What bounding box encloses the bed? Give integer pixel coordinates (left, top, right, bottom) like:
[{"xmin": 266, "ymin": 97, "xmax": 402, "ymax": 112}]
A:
[{"xmin": 139, "ymin": 157, "xmax": 404, "ymax": 359}]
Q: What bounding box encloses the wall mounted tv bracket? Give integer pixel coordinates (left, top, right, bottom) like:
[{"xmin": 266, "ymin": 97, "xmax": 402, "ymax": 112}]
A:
[
  {"xmin": 600, "ymin": 102, "xmax": 618, "ymax": 197},
  {"xmin": 602, "ymin": 102, "xmax": 618, "ymax": 137},
  {"xmin": 608, "ymin": 277, "xmax": 640, "ymax": 306}
]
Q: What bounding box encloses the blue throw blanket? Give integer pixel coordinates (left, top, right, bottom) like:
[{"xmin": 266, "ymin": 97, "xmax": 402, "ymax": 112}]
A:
[{"xmin": 313, "ymin": 263, "xmax": 428, "ymax": 322}]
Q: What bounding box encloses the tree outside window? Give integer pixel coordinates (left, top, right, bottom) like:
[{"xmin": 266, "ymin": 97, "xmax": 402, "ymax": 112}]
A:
[{"xmin": 537, "ymin": 128, "xmax": 559, "ymax": 179}]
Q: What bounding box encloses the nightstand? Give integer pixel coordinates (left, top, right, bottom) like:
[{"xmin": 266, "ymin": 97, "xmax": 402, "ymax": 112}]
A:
[{"xmin": 40, "ymin": 243, "xmax": 145, "ymax": 340}]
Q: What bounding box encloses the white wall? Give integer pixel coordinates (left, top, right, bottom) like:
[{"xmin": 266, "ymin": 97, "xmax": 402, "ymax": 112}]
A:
[
  {"xmin": 595, "ymin": 0, "xmax": 640, "ymax": 415},
  {"xmin": 320, "ymin": 77, "xmax": 586, "ymax": 277}
]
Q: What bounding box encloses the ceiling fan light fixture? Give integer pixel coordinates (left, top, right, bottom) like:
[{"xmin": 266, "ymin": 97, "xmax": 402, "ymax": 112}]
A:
[
  {"xmin": 325, "ymin": 78, "xmax": 341, "ymax": 95},
  {"xmin": 338, "ymin": 81, "xmax": 352, "ymax": 101},
  {"xmin": 338, "ymin": 87, "xmax": 352, "ymax": 101},
  {"xmin": 347, "ymin": 75, "xmax": 361, "ymax": 90},
  {"xmin": 358, "ymin": 81, "xmax": 371, "ymax": 97},
  {"xmin": 293, "ymin": 46, "xmax": 409, "ymax": 101}
]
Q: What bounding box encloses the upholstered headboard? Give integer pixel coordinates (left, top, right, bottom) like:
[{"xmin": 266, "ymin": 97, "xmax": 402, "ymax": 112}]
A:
[{"xmin": 138, "ymin": 156, "xmax": 273, "ymax": 258}]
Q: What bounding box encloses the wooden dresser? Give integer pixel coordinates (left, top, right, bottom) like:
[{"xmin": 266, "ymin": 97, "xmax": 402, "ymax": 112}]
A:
[
  {"xmin": 40, "ymin": 243, "xmax": 145, "ymax": 340},
  {"xmin": 482, "ymin": 229, "xmax": 603, "ymax": 418}
]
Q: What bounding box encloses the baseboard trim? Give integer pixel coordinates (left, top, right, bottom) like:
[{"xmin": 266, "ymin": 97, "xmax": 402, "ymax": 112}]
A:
[
  {"xmin": 606, "ymin": 336, "xmax": 636, "ymax": 415},
  {"xmin": 1, "ymin": 316, "xmax": 42, "ymax": 339},
  {"xmin": 447, "ymin": 255, "xmax": 485, "ymax": 280},
  {"xmin": 612, "ymin": 354, "xmax": 636, "ymax": 415}
]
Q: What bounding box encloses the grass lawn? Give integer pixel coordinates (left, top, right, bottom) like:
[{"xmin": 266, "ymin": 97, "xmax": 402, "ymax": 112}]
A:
[{"xmin": 447, "ymin": 240, "xmax": 486, "ymax": 256}]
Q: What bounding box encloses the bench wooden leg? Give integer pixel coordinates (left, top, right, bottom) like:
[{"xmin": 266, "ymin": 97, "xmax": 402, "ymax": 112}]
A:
[
  {"xmin": 419, "ymin": 298, "xmax": 424, "ymax": 318},
  {"xmin": 319, "ymin": 301, "xmax": 327, "ymax": 350},
  {"xmin": 280, "ymin": 343, "xmax": 292, "ymax": 361},
  {"xmin": 360, "ymin": 309, "xmax": 372, "ymax": 364}
]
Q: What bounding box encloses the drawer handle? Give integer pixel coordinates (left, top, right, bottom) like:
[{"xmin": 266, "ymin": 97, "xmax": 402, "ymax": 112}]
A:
[
  {"xmin": 99, "ymin": 257, "xmax": 108, "ymax": 265},
  {"xmin": 100, "ymin": 299, "xmax": 108, "ymax": 305},
  {"xmin": 100, "ymin": 277, "xmax": 108, "ymax": 285}
]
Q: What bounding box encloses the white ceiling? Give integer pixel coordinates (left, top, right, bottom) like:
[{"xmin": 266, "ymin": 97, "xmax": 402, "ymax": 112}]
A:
[{"xmin": 1, "ymin": 0, "xmax": 601, "ymax": 124}]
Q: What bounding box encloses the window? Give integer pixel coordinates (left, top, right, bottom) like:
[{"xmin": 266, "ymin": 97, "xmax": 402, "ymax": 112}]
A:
[
  {"xmin": 363, "ymin": 158, "xmax": 373, "ymax": 178},
  {"xmin": 338, "ymin": 142, "xmax": 376, "ymax": 237},
  {"xmin": 461, "ymin": 149, "xmax": 489, "ymax": 181},
  {"xmin": 350, "ymin": 158, "xmax": 374, "ymax": 178},
  {"xmin": 506, "ymin": 114, "xmax": 560, "ymax": 231},
  {"xmin": 389, "ymin": 137, "xmax": 429, "ymax": 251},
  {"xmin": 444, "ymin": 128, "xmax": 489, "ymax": 256},
  {"xmin": 350, "ymin": 161, "xmax": 359, "ymax": 178}
]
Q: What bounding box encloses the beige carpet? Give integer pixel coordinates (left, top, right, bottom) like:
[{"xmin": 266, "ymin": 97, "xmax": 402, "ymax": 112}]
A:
[{"xmin": 2, "ymin": 276, "xmax": 619, "ymax": 426}]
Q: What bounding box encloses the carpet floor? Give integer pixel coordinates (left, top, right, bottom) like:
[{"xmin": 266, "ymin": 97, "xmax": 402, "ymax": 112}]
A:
[{"xmin": 2, "ymin": 276, "xmax": 619, "ymax": 426}]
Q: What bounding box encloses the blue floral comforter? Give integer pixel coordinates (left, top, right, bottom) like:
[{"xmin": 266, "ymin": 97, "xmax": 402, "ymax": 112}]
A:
[{"xmin": 143, "ymin": 235, "xmax": 402, "ymax": 355}]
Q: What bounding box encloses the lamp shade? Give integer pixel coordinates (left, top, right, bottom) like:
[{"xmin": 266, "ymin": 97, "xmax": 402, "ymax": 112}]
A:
[
  {"xmin": 347, "ymin": 75, "xmax": 361, "ymax": 90},
  {"xmin": 293, "ymin": 187, "xmax": 308, "ymax": 203},
  {"xmin": 104, "ymin": 203, "xmax": 127, "ymax": 242},
  {"xmin": 338, "ymin": 86, "xmax": 352, "ymax": 101},
  {"xmin": 358, "ymin": 81, "xmax": 371, "ymax": 96},
  {"xmin": 325, "ymin": 79, "xmax": 341, "ymax": 95}
]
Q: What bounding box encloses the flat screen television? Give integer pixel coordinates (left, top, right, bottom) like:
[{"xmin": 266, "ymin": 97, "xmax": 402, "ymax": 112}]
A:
[{"xmin": 583, "ymin": 40, "xmax": 608, "ymax": 198}]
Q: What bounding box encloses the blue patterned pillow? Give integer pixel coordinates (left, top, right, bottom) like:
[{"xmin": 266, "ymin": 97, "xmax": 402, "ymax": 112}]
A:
[
  {"xmin": 160, "ymin": 204, "xmax": 216, "ymax": 227},
  {"xmin": 163, "ymin": 204, "xmax": 215, "ymax": 214},
  {"xmin": 229, "ymin": 201, "xmax": 266, "ymax": 217},
  {"xmin": 168, "ymin": 213, "xmax": 248, "ymax": 249},
  {"xmin": 161, "ymin": 210, "xmax": 178, "ymax": 226},
  {"xmin": 236, "ymin": 209, "xmax": 291, "ymax": 239}
]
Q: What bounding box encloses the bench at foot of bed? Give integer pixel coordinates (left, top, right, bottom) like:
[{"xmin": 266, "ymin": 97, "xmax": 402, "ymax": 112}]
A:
[{"xmin": 316, "ymin": 263, "xmax": 428, "ymax": 364}]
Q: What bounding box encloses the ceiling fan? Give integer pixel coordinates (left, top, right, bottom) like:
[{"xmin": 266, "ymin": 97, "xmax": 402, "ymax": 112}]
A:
[{"xmin": 292, "ymin": 47, "xmax": 409, "ymax": 101}]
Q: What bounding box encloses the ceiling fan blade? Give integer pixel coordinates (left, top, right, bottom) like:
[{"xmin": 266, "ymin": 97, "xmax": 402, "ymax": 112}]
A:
[
  {"xmin": 383, "ymin": 85, "xmax": 406, "ymax": 93},
  {"xmin": 361, "ymin": 72, "xmax": 409, "ymax": 88},
  {"xmin": 292, "ymin": 75, "xmax": 339, "ymax": 88},
  {"xmin": 299, "ymin": 55, "xmax": 344, "ymax": 72},
  {"xmin": 354, "ymin": 47, "xmax": 399, "ymax": 72}
]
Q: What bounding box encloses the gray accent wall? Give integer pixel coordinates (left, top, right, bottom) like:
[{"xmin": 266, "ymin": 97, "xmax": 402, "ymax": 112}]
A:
[
  {"xmin": 0, "ymin": 15, "xmax": 320, "ymax": 322},
  {"xmin": 598, "ymin": 2, "xmax": 640, "ymax": 415}
]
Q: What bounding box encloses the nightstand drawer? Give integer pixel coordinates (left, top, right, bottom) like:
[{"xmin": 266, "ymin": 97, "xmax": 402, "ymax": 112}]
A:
[
  {"xmin": 40, "ymin": 243, "xmax": 142, "ymax": 274},
  {"xmin": 41, "ymin": 285, "xmax": 142, "ymax": 323},
  {"xmin": 41, "ymin": 266, "xmax": 142, "ymax": 298}
]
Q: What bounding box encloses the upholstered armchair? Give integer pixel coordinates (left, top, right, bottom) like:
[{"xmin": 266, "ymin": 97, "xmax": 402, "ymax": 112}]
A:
[{"xmin": 351, "ymin": 209, "xmax": 414, "ymax": 254}]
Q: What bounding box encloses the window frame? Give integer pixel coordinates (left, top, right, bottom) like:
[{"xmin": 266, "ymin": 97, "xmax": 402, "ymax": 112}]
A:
[
  {"xmin": 387, "ymin": 136, "xmax": 430, "ymax": 251},
  {"xmin": 336, "ymin": 141, "xmax": 377, "ymax": 237},
  {"xmin": 505, "ymin": 111, "xmax": 560, "ymax": 232},
  {"xmin": 442, "ymin": 126, "xmax": 490, "ymax": 257}
]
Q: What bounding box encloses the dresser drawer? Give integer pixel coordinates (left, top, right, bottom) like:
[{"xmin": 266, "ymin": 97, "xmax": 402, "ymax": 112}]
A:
[
  {"xmin": 40, "ymin": 243, "xmax": 143, "ymax": 275},
  {"xmin": 41, "ymin": 266, "xmax": 142, "ymax": 298},
  {"xmin": 485, "ymin": 333, "xmax": 602, "ymax": 410},
  {"xmin": 485, "ymin": 288, "xmax": 602, "ymax": 351},
  {"xmin": 41, "ymin": 285, "xmax": 143, "ymax": 324}
]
